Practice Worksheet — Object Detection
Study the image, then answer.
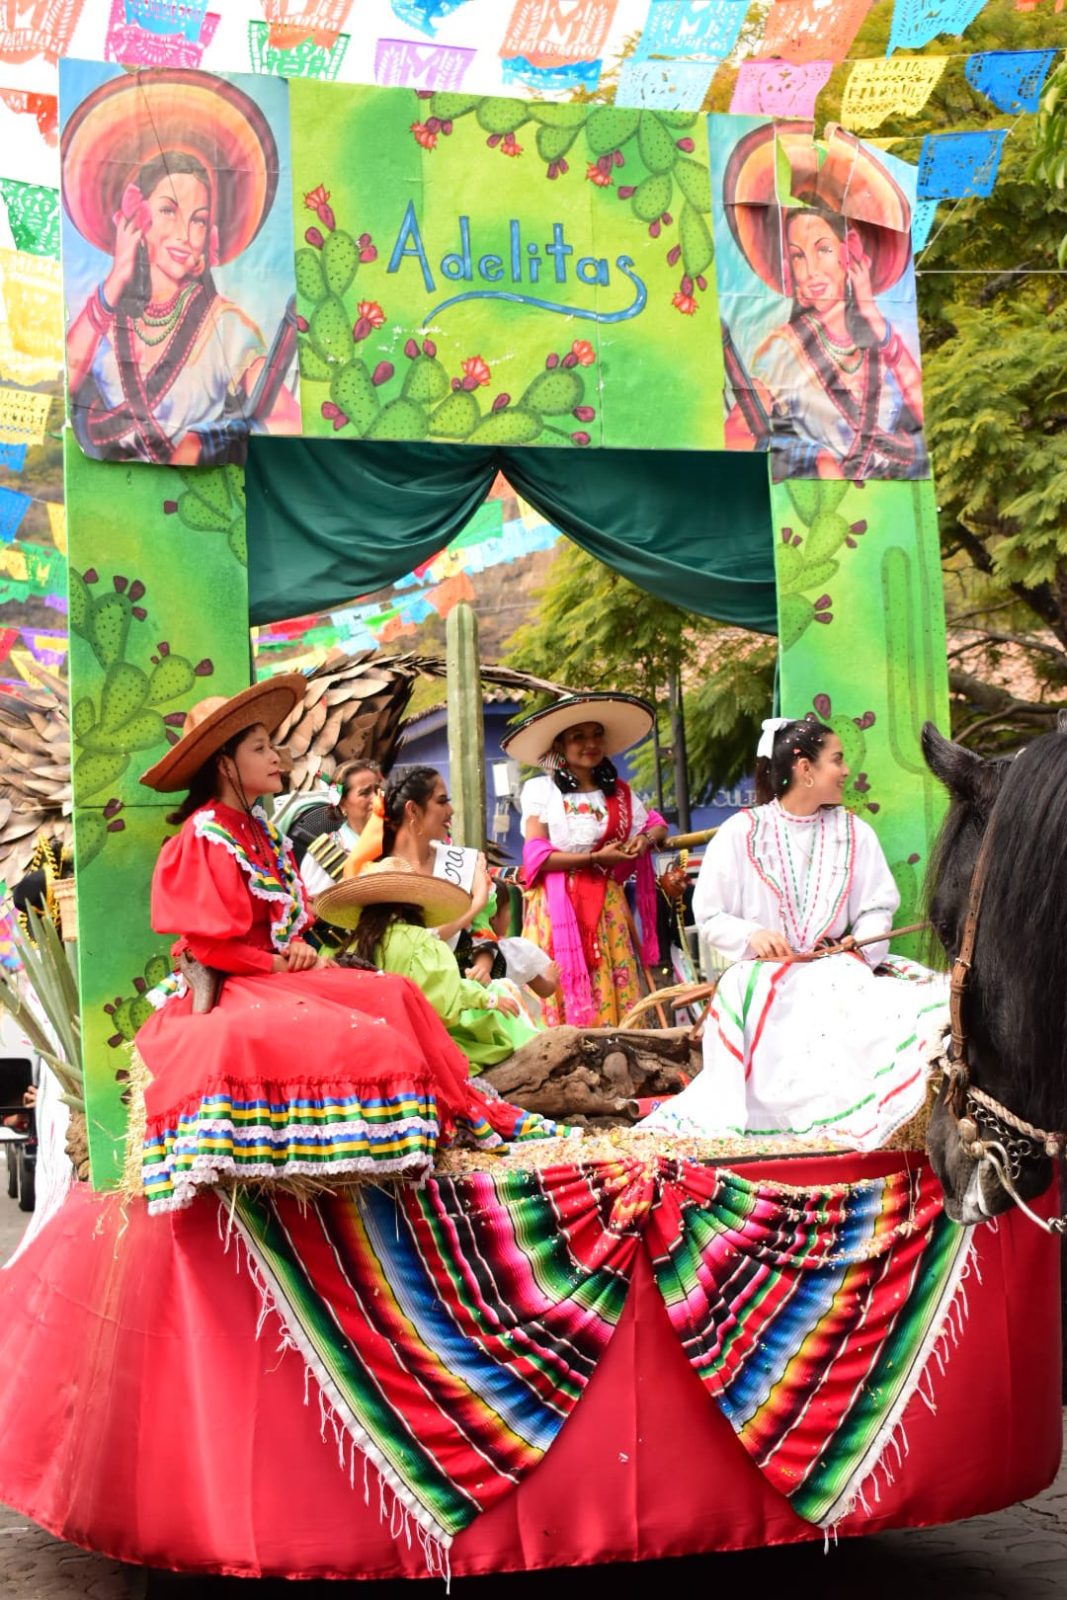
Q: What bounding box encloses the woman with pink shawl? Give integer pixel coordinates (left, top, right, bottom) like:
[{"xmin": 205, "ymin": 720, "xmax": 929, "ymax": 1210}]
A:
[{"xmin": 504, "ymin": 694, "xmax": 668, "ymax": 1029}]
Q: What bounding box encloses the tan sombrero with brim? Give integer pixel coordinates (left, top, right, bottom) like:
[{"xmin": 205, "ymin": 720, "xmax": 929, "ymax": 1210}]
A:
[
  {"xmin": 501, "ymin": 692, "xmax": 654, "ymax": 768},
  {"xmin": 723, "ymin": 121, "xmax": 912, "ymax": 299},
  {"xmin": 62, "ymin": 69, "xmax": 278, "ymax": 265},
  {"xmin": 140, "ymin": 675, "xmax": 306, "ymax": 793},
  {"xmin": 314, "ymin": 857, "xmax": 471, "ymax": 931}
]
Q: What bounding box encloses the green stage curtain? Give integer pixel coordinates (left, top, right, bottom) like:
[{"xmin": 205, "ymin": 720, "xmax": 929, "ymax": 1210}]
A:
[{"xmin": 245, "ymin": 438, "xmax": 776, "ymax": 632}]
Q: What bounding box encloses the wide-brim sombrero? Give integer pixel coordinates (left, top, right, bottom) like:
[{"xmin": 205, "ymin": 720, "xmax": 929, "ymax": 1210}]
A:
[
  {"xmin": 501, "ymin": 692, "xmax": 654, "ymax": 767},
  {"xmin": 314, "ymin": 858, "xmax": 471, "ymax": 931},
  {"xmin": 62, "ymin": 69, "xmax": 278, "ymax": 264},
  {"xmin": 139, "ymin": 674, "xmax": 306, "ymax": 793},
  {"xmin": 722, "ymin": 121, "xmax": 912, "ymax": 299}
]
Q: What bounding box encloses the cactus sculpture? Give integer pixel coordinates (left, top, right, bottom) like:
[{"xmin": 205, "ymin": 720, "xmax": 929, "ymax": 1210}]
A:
[{"xmin": 446, "ymin": 602, "xmax": 486, "ymax": 851}]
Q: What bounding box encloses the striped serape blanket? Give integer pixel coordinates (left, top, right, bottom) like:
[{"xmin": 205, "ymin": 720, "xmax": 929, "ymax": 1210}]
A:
[{"xmin": 233, "ymin": 1156, "xmax": 969, "ymax": 1558}]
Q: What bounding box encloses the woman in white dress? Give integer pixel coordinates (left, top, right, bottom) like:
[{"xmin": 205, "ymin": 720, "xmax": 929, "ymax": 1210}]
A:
[
  {"xmin": 504, "ymin": 693, "xmax": 668, "ymax": 1029},
  {"xmin": 641, "ymin": 716, "xmax": 947, "ymax": 1149}
]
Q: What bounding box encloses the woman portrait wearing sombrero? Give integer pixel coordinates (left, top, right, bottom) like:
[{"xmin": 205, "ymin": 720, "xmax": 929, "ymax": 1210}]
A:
[
  {"xmin": 720, "ymin": 122, "xmax": 927, "ymax": 482},
  {"xmin": 61, "ymin": 67, "xmax": 300, "ymax": 466},
  {"xmin": 132, "ymin": 677, "xmax": 561, "ymax": 1213},
  {"xmin": 504, "ymin": 694, "xmax": 668, "ymax": 1030}
]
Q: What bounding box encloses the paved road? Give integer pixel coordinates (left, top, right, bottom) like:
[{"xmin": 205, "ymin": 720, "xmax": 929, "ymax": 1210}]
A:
[{"xmin": 0, "ymin": 1196, "xmax": 1063, "ymax": 1599}]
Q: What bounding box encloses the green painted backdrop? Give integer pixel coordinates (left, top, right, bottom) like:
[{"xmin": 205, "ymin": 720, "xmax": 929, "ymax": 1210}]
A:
[
  {"xmin": 771, "ymin": 475, "xmax": 950, "ymax": 955},
  {"xmin": 67, "ymin": 442, "xmax": 250, "ymax": 1183},
  {"xmin": 289, "ymin": 84, "xmax": 723, "ymax": 452}
]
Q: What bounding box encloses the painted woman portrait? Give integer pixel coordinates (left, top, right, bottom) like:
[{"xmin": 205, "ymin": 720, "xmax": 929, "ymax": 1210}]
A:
[
  {"xmin": 61, "ymin": 67, "xmax": 300, "ymax": 467},
  {"xmin": 718, "ymin": 121, "xmax": 927, "ymax": 482}
]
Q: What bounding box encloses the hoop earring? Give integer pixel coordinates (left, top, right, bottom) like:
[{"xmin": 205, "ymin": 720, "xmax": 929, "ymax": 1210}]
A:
[{"xmin": 804, "ymin": 777, "xmax": 815, "ymax": 789}]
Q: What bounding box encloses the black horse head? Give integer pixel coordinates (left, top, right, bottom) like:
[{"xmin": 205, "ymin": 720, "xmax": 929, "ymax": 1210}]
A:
[{"xmin": 922, "ymin": 719, "xmax": 1067, "ymax": 1224}]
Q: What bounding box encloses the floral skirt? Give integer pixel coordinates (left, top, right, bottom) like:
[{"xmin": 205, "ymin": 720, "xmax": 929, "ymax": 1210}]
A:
[{"xmin": 523, "ymin": 877, "xmax": 644, "ymax": 1028}]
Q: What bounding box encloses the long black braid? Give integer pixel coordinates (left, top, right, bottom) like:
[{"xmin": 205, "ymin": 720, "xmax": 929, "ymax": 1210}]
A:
[{"xmin": 381, "ymin": 766, "xmax": 440, "ymax": 854}]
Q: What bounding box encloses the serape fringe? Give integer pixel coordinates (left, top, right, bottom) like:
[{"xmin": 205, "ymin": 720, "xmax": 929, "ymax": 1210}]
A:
[{"xmin": 231, "ymin": 1155, "xmax": 969, "ymax": 1553}]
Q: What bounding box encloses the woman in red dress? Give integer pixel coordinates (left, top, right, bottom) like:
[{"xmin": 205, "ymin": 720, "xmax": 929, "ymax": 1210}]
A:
[{"xmin": 135, "ymin": 676, "xmax": 550, "ymax": 1214}]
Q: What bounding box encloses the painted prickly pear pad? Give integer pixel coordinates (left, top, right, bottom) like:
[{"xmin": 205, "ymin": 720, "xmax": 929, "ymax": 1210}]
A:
[
  {"xmin": 66, "ymin": 440, "xmax": 251, "ymax": 1183},
  {"xmin": 770, "ymin": 474, "xmax": 949, "ymax": 954},
  {"xmin": 289, "ymin": 81, "xmax": 724, "ymax": 451}
]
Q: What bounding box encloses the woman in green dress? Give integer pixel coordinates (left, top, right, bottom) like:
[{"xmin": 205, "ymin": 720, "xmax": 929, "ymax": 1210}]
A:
[{"xmin": 316, "ymin": 854, "xmax": 540, "ymax": 1073}]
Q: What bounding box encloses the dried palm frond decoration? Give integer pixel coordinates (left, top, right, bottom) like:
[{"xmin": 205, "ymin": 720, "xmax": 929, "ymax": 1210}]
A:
[
  {"xmin": 0, "ymin": 668, "xmax": 72, "ymax": 886},
  {"xmin": 267, "ymin": 649, "xmax": 573, "ymax": 793}
]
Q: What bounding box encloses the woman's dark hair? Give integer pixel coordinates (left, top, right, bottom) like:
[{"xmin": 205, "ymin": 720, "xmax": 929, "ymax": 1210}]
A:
[
  {"xmin": 786, "ymin": 207, "xmax": 880, "ymax": 352},
  {"xmin": 348, "ymin": 901, "xmax": 425, "ymax": 967},
  {"xmin": 166, "ymin": 729, "xmax": 247, "ymax": 825},
  {"xmin": 119, "ymin": 151, "xmax": 218, "ymax": 317},
  {"xmin": 754, "ymin": 717, "xmax": 833, "ymax": 805},
  {"xmin": 381, "ymin": 766, "xmax": 441, "ymax": 855},
  {"xmin": 551, "ymin": 725, "xmax": 618, "ymax": 796}
]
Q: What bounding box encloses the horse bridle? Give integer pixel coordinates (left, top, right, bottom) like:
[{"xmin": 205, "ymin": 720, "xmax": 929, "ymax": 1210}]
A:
[{"xmin": 944, "ymin": 824, "xmax": 1067, "ymax": 1234}]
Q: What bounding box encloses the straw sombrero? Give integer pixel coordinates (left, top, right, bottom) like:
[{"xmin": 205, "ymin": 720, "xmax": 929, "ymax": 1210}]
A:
[
  {"xmin": 722, "ymin": 121, "xmax": 912, "ymax": 299},
  {"xmin": 139, "ymin": 675, "xmax": 306, "ymax": 793},
  {"xmin": 314, "ymin": 857, "xmax": 471, "ymax": 931},
  {"xmin": 62, "ymin": 69, "xmax": 278, "ymax": 265},
  {"xmin": 501, "ymin": 692, "xmax": 654, "ymax": 768}
]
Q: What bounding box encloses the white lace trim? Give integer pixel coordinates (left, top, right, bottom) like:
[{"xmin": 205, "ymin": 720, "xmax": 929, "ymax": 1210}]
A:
[{"xmin": 193, "ymin": 805, "xmax": 310, "ymax": 951}]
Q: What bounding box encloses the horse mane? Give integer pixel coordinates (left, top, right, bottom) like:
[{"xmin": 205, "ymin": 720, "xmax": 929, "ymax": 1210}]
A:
[{"xmin": 970, "ymin": 728, "xmax": 1067, "ymax": 1130}]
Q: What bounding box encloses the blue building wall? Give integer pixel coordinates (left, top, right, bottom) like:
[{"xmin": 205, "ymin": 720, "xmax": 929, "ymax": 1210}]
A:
[{"xmin": 397, "ymin": 699, "xmax": 754, "ymax": 864}]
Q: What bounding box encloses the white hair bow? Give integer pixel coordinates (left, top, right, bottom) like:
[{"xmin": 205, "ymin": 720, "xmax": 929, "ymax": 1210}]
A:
[{"xmin": 756, "ymin": 717, "xmax": 791, "ymax": 762}]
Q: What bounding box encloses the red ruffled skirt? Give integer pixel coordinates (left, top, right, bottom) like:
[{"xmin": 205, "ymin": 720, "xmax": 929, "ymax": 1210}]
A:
[{"xmin": 136, "ymin": 966, "xmax": 531, "ymax": 1212}]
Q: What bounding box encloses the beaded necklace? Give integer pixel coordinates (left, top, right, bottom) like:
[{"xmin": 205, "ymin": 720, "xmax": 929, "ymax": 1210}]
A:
[
  {"xmin": 813, "ymin": 319, "xmax": 864, "ymax": 376},
  {"xmin": 771, "ymin": 803, "xmax": 828, "ymax": 950},
  {"xmin": 133, "ymin": 284, "xmax": 197, "ymax": 347}
]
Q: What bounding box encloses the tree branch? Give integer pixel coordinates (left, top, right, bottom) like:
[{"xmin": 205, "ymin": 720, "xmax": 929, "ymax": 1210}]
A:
[{"xmin": 949, "ymin": 629, "xmax": 1067, "ymax": 663}]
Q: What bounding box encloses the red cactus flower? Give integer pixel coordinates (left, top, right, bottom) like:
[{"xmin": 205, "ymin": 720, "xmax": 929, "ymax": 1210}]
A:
[
  {"xmin": 676, "ymin": 137, "xmax": 695, "ymax": 152},
  {"xmin": 572, "ymin": 431, "xmax": 591, "ymax": 447},
  {"xmin": 586, "ymin": 161, "xmax": 613, "ymax": 188},
  {"xmin": 305, "ymin": 226, "xmax": 324, "ymax": 249},
  {"xmin": 672, "ymin": 291, "xmax": 698, "ymax": 315},
  {"xmin": 404, "ymin": 338, "xmax": 420, "ymax": 360},
  {"xmin": 461, "ymin": 355, "xmax": 491, "ymax": 388},
  {"xmin": 571, "ymin": 339, "xmax": 595, "ymax": 367},
  {"xmin": 163, "ymin": 501, "xmax": 177, "ymax": 515},
  {"xmin": 666, "ymin": 245, "xmax": 681, "ymax": 268},
  {"xmin": 411, "ymin": 121, "xmax": 438, "ymax": 151},
  {"xmin": 500, "ymin": 133, "xmax": 523, "ymax": 157},
  {"xmin": 372, "ymin": 362, "xmax": 394, "ymax": 387},
  {"xmin": 353, "ymin": 301, "xmax": 386, "ymax": 342},
  {"xmin": 304, "ymin": 184, "xmax": 330, "ymax": 214},
  {"xmin": 573, "ymin": 405, "xmax": 595, "ymax": 422},
  {"xmin": 492, "ymin": 393, "xmax": 510, "ymax": 412},
  {"xmin": 618, "ymin": 185, "xmax": 636, "ymax": 199}
]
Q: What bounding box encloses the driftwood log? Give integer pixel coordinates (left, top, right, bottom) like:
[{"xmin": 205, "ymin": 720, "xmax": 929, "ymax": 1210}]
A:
[{"xmin": 480, "ymin": 1025, "xmax": 699, "ymax": 1128}]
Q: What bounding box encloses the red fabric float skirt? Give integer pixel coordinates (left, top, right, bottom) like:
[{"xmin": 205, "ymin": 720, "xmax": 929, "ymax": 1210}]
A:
[
  {"xmin": 135, "ymin": 967, "xmax": 486, "ymax": 1211},
  {"xmin": 0, "ymin": 1152, "xmax": 1059, "ymax": 1580}
]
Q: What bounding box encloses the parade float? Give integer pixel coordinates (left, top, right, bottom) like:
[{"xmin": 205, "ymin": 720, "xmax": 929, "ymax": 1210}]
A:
[{"xmin": 0, "ymin": 0, "xmax": 1060, "ymax": 1581}]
